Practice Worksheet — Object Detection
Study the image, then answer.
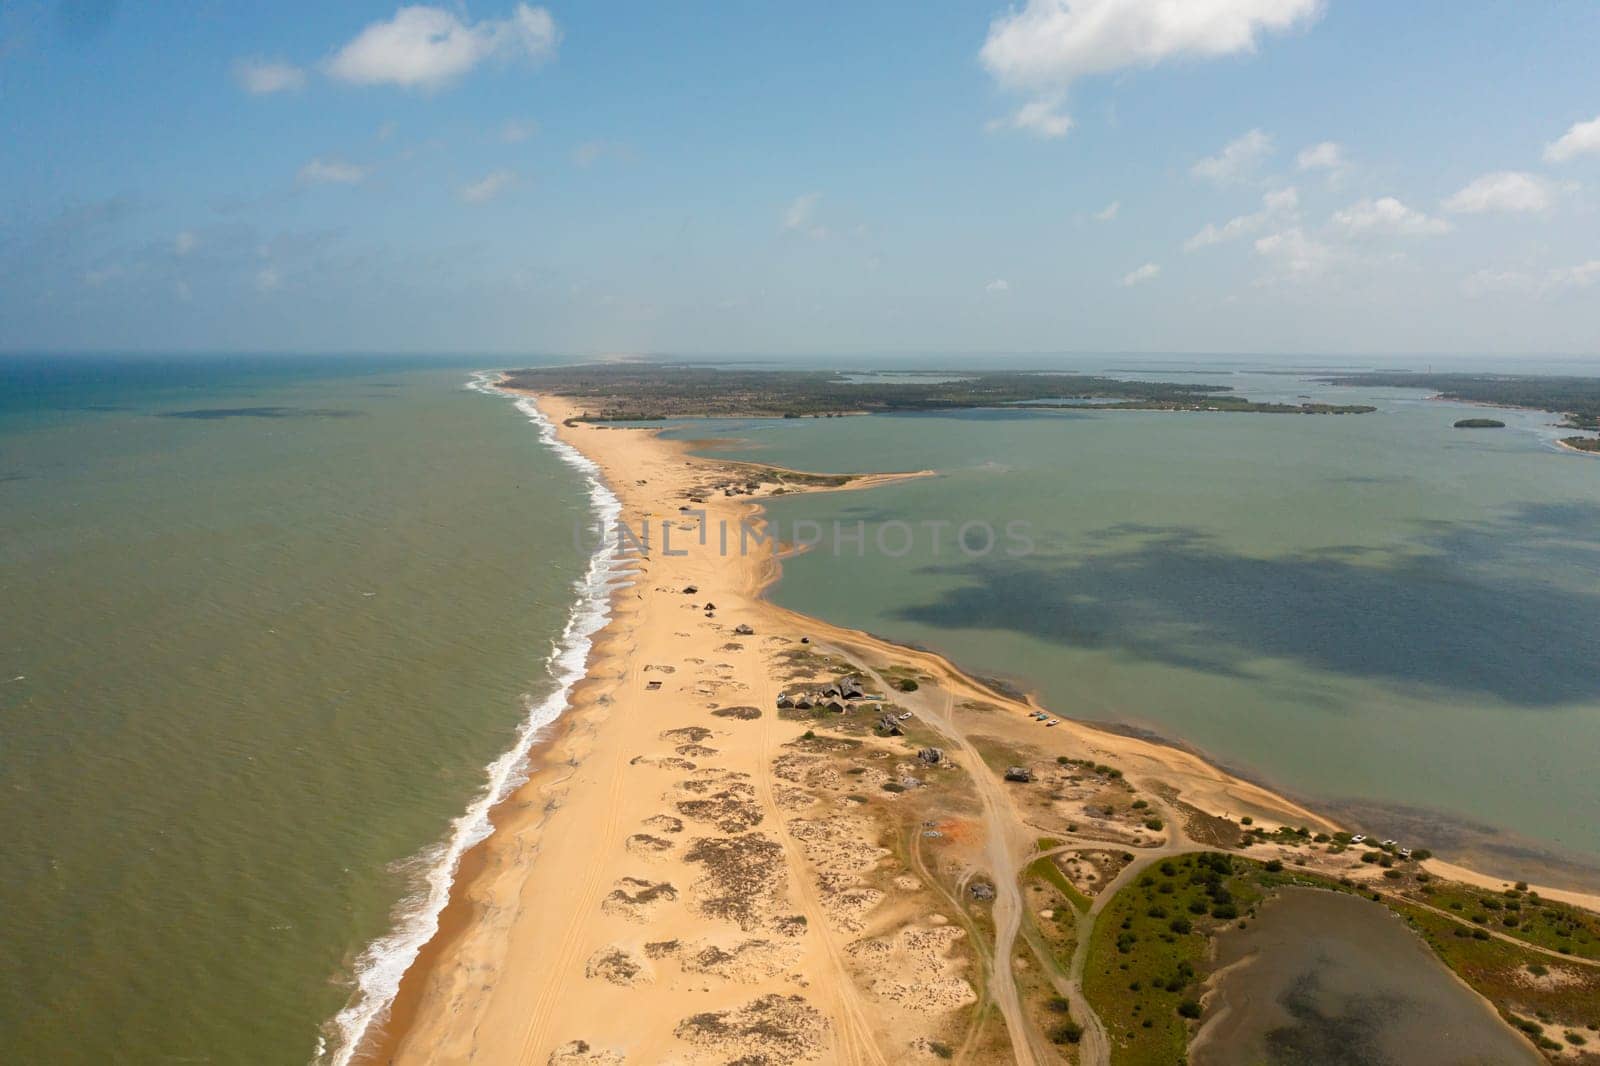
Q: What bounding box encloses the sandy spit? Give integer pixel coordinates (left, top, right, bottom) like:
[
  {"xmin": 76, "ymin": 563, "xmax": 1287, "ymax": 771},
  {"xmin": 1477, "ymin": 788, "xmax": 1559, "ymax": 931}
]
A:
[{"xmin": 359, "ymin": 387, "xmax": 1600, "ymax": 1066}]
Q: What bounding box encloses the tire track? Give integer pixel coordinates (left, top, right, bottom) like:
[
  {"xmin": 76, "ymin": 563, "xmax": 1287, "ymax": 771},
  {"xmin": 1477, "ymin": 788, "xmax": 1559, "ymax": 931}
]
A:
[
  {"xmin": 753, "ymin": 659, "xmax": 888, "ymax": 1066},
  {"xmin": 835, "ymin": 649, "xmax": 1044, "ymax": 1066}
]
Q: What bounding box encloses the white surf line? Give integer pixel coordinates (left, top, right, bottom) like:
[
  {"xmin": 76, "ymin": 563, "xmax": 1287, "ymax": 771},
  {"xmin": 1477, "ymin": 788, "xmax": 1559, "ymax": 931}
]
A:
[{"xmin": 318, "ymin": 372, "xmax": 630, "ymax": 1066}]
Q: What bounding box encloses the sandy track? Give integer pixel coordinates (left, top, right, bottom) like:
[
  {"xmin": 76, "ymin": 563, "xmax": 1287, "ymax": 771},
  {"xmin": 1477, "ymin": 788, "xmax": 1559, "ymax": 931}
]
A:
[
  {"xmin": 837, "ymin": 651, "xmax": 1044, "ymax": 1066},
  {"xmin": 751, "ymin": 668, "xmax": 889, "ymax": 1066}
]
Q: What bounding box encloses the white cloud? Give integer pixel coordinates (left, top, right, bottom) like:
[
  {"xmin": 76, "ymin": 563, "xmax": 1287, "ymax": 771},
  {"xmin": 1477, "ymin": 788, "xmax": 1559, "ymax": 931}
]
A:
[
  {"xmin": 376, "ymin": 120, "xmax": 398, "ymax": 141},
  {"xmin": 1120, "ymin": 262, "xmax": 1160, "ymax": 287},
  {"xmin": 782, "ymin": 193, "xmax": 826, "ymax": 238},
  {"xmin": 571, "ymin": 140, "xmax": 631, "ymax": 167},
  {"xmin": 174, "ymin": 280, "xmax": 193, "ymax": 302},
  {"xmin": 1331, "ymin": 197, "xmax": 1451, "ymax": 237},
  {"xmin": 83, "ymin": 265, "xmax": 123, "ymax": 287},
  {"xmin": 982, "ymin": 0, "xmax": 1321, "ymax": 90},
  {"xmin": 327, "ymin": 4, "xmax": 559, "ymax": 90},
  {"xmin": 1545, "ymin": 115, "xmax": 1600, "ymax": 163},
  {"xmin": 233, "ymin": 58, "xmax": 306, "ymax": 94},
  {"xmin": 255, "ymin": 266, "xmax": 281, "ymax": 293},
  {"xmin": 461, "ymin": 169, "xmax": 515, "ymax": 204},
  {"xmin": 174, "ymin": 231, "xmax": 198, "ymax": 256},
  {"xmin": 1093, "ymin": 200, "xmax": 1120, "ymax": 222},
  {"xmin": 297, "ymin": 158, "xmax": 368, "ymax": 185},
  {"xmin": 1253, "ymin": 227, "xmax": 1330, "ymax": 282},
  {"xmin": 985, "ymin": 278, "xmax": 1011, "ymax": 292},
  {"xmin": 1548, "ymin": 260, "xmax": 1600, "ymax": 290},
  {"xmin": 1463, "ymin": 260, "xmax": 1600, "ymax": 298},
  {"xmin": 987, "ymin": 96, "xmax": 1073, "ymax": 138},
  {"xmin": 1296, "ymin": 141, "xmax": 1343, "ymax": 171},
  {"xmin": 1192, "ymin": 129, "xmax": 1274, "ymax": 185},
  {"xmin": 1185, "ymin": 186, "xmax": 1297, "ymax": 250},
  {"xmin": 980, "ymin": 1, "xmax": 1320, "ymax": 138},
  {"xmin": 1442, "ymin": 171, "xmax": 1554, "ymax": 214},
  {"xmin": 501, "ymin": 118, "xmax": 537, "ymax": 143}
]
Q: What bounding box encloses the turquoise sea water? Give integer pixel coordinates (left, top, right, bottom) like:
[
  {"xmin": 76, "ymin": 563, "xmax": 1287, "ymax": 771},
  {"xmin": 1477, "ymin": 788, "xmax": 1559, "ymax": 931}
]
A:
[
  {"xmin": 668, "ymin": 368, "xmax": 1600, "ymax": 880},
  {"xmin": 1, "ymin": 357, "xmax": 599, "ymax": 1064}
]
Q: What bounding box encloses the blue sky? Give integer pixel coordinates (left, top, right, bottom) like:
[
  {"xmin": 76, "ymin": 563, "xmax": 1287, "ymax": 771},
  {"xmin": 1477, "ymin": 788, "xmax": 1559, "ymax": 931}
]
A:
[{"xmin": 2, "ymin": 1, "xmax": 1599, "ymax": 357}]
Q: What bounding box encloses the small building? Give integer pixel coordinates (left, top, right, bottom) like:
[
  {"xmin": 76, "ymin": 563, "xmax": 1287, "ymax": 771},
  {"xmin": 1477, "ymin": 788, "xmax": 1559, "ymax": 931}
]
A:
[
  {"xmin": 839, "ymin": 676, "xmax": 866, "ymax": 700},
  {"xmin": 734, "ymin": 623, "xmax": 754, "ymax": 636}
]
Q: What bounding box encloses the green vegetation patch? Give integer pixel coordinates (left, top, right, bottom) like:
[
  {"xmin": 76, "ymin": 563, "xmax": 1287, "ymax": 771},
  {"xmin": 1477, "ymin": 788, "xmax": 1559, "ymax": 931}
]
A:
[
  {"xmin": 1317, "ymin": 372, "xmax": 1600, "ymax": 431},
  {"xmin": 502, "ymin": 363, "xmax": 1377, "ymax": 421},
  {"xmin": 1027, "ymin": 845, "xmax": 1093, "ymax": 915},
  {"xmin": 1409, "ymin": 883, "xmax": 1600, "ymax": 961},
  {"xmin": 1084, "ymin": 852, "xmax": 1268, "ymax": 1066}
]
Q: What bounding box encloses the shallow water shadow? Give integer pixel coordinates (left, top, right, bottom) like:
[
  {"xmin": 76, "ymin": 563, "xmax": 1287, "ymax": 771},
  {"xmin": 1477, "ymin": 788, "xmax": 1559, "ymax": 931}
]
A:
[
  {"xmin": 890, "ymin": 504, "xmax": 1600, "ymax": 706},
  {"xmin": 1265, "ymin": 971, "xmax": 1401, "ymax": 1065}
]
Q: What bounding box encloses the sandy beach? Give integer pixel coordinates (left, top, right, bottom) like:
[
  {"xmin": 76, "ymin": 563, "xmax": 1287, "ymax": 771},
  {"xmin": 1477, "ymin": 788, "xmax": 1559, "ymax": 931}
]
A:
[{"xmin": 360, "ymin": 387, "xmax": 1600, "ymax": 1066}]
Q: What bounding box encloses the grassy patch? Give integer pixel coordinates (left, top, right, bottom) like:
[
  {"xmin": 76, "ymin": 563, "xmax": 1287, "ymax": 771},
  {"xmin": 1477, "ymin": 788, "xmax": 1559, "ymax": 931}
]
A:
[
  {"xmin": 1027, "ymin": 844, "xmax": 1093, "ymax": 914},
  {"xmin": 1084, "ymin": 853, "xmax": 1269, "ymax": 1066},
  {"xmin": 1407, "ymin": 883, "xmax": 1600, "ymax": 961},
  {"xmin": 969, "ymin": 734, "xmax": 1033, "ymax": 777}
]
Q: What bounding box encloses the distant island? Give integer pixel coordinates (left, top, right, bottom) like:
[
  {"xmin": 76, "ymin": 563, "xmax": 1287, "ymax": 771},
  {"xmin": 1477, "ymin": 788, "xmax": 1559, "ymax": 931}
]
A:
[
  {"xmin": 1453, "ymin": 418, "xmax": 1505, "ymax": 429},
  {"xmin": 1319, "ymin": 372, "xmax": 1600, "ymax": 454},
  {"xmin": 502, "ymin": 364, "xmax": 1378, "ymax": 420}
]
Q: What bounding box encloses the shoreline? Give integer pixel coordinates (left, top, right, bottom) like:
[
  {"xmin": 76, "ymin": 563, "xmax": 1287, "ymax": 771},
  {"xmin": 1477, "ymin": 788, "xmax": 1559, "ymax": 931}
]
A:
[
  {"xmin": 324, "ymin": 381, "xmax": 632, "ymax": 1066},
  {"xmin": 359, "ymin": 380, "xmax": 1600, "ymax": 1065}
]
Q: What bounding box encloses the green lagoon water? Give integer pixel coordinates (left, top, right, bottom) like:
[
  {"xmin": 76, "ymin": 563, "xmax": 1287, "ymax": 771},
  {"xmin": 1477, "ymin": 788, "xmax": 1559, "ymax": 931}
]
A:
[
  {"xmin": 1, "ymin": 357, "xmax": 597, "ymax": 1064},
  {"xmin": 670, "ymin": 369, "xmax": 1600, "ymax": 880}
]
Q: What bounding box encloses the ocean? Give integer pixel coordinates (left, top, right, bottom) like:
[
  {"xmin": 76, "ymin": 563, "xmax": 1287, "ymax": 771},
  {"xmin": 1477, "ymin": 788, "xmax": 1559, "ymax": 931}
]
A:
[
  {"xmin": 0, "ymin": 356, "xmax": 615, "ymax": 1064},
  {"xmin": 666, "ymin": 363, "xmax": 1600, "ymax": 882}
]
